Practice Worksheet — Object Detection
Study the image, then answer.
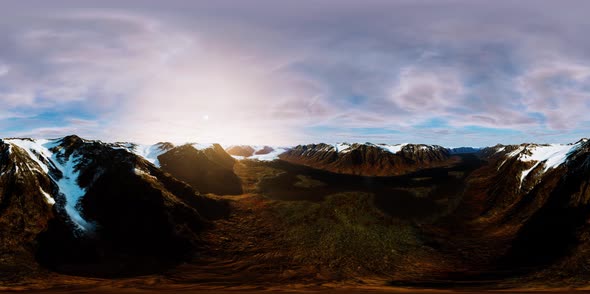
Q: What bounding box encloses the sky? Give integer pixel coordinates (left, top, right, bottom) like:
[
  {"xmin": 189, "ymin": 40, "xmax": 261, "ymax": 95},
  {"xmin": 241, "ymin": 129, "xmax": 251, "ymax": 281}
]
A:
[{"xmin": 1, "ymin": 0, "xmax": 590, "ymax": 147}]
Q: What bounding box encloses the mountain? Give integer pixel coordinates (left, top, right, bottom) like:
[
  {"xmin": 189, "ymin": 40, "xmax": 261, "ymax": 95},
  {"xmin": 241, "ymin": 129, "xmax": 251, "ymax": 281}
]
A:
[
  {"xmin": 5, "ymin": 134, "xmax": 590, "ymax": 288},
  {"xmin": 278, "ymin": 143, "xmax": 452, "ymax": 176},
  {"xmin": 0, "ymin": 138, "xmax": 56, "ymax": 278},
  {"xmin": 157, "ymin": 144, "xmax": 243, "ymax": 195},
  {"xmin": 225, "ymin": 145, "xmax": 287, "ymax": 161},
  {"xmin": 417, "ymin": 138, "xmax": 590, "ymax": 281},
  {"xmin": 273, "ymin": 139, "xmax": 590, "ymax": 280},
  {"xmin": 449, "ymin": 147, "xmax": 482, "ymax": 154},
  {"xmin": 0, "ymin": 136, "xmax": 229, "ymax": 278},
  {"xmin": 226, "ymin": 145, "xmax": 256, "ymax": 157},
  {"xmin": 116, "ymin": 142, "xmax": 243, "ymax": 195},
  {"xmin": 113, "ymin": 142, "xmax": 175, "ymax": 167}
]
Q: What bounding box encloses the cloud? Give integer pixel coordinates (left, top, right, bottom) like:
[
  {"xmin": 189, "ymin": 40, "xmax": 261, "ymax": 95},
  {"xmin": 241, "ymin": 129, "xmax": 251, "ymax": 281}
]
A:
[
  {"xmin": 0, "ymin": 63, "xmax": 9, "ymax": 77},
  {"xmin": 2, "ymin": 1, "xmax": 590, "ymax": 145},
  {"xmin": 15, "ymin": 126, "xmax": 89, "ymax": 139},
  {"xmin": 518, "ymin": 59, "xmax": 590, "ymax": 129},
  {"xmin": 390, "ymin": 66, "xmax": 465, "ymax": 114}
]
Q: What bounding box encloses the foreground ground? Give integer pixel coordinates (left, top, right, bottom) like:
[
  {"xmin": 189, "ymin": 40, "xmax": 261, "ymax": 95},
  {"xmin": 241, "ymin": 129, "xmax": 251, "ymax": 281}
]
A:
[{"xmin": 3, "ymin": 157, "xmax": 590, "ymax": 293}]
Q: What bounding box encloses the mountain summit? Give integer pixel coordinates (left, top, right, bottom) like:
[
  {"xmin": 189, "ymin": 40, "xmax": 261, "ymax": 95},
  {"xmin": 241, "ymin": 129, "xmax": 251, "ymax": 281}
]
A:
[
  {"xmin": 278, "ymin": 143, "xmax": 452, "ymax": 176},
  {"xmin": 3, "ymin": 135, "xmax": 590, "ymax": 289}
]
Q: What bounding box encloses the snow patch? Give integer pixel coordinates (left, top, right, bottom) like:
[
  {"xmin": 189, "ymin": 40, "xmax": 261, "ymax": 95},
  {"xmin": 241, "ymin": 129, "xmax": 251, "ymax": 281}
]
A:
[
  {"xmin": 6, "ymin": 138, "xmax": 93, "ymax": 231},
  {"xmin": 516, "ymin": 144, "xmax": 577, "ymax": 185},
  {"xmin": 118, "ymin": 142, "xmax": 214, "ymax": 165},
  {"xmin": 51, "ymin": 147, "xmax": 93, "ymax": 231},
  {"xmin": 507, "ymin": 146, "xmax": 526, "ymax": 158},
  {"xmin": 228, "ymin": 145, "xmax": 287, "ymax": 161},
  {"xmin": 377, "ymin": 143, "xmax": 408, "ymax": 154},
  {"xmin": 40, "ymin": 188, "xmax": 55, "ymax": 205},
  {"xmin": 133, "ymin": 167, "xmax": 157, "ymax": 180},
  {"xmin": 249, "ymin": 147, "xmax": 288, "ymax": 161},
  {"xmin": 5, "ymin": 139, "xmax": 52, "ymax": 173},
  {"xmin": 334, "ymin": 143, "xmax": 351, "ymax": 153},
  {"xmin": 192, "ymin": 143, "xmax": 214, "ymax": 150},
  {"xmin": 122, "ymin": 143, "xmax": 171, "ymax": 167},
  {"xmin": 231, "ymin": 147, "xmax": 287, "ymax": 161},
  {"xmin": 497, "ymin": 159, "xmax": 508, "ymax": 170}
]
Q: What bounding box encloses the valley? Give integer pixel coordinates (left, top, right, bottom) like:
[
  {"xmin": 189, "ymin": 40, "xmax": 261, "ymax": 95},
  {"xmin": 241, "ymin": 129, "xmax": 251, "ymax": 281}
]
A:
[{"xmin": 2, "ymin": 137, "xmax": 590, "ymax": 293}]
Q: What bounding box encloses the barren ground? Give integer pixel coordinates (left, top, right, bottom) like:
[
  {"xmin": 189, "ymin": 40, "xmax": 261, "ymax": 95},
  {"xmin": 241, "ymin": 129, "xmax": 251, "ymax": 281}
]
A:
[{"xmin": 3, "ymin": 159, "xmax": 590, "ymax": 293}]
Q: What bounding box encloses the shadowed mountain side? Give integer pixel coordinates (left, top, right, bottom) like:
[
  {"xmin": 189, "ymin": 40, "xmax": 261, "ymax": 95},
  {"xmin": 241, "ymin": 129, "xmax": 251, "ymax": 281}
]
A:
[
  {"xmin": 496, "ymin": 143, "xmax": 590, "ymax": 278},
  {"xmin": 0, "ymin": 136, "xmax": 229, "ymax": 279},
  {"xmin": 258, "ymin": 154, "xmax": 483, "ymax": 221},
  {"xmin": 5, "ymin": 135, "xmax": 590, "ymax": 291},
  {"xmin": 0, "ymin": 140, "xmax": 57, "ymax": 281},
  {"xmin": 158, "ymin": 144, "xmax": 243, "ymax": 195},
  {"xmin": 394, "ymin": 141, "xmax": 590, "ymax": 286}
]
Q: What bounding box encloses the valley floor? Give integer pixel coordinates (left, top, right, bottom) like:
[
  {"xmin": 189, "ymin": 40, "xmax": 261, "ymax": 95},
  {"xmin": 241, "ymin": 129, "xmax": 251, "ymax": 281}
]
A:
[
  {"xmin": 4, "ymin": 193, "xmax": 589, "ymax": 293},
  {"xmin": 3, "ymin": 158, "xmax": 590, "ymax": 293}
]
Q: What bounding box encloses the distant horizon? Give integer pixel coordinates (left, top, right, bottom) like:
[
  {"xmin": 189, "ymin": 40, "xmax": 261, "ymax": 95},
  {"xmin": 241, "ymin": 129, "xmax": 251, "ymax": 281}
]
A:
[
  {"xmin": 2, "ymin": 1, "xmax": 590, "ymax": 146},
  {"xmin": 3, "ymin": 133, "xmax": 590, "ymax": 149}
]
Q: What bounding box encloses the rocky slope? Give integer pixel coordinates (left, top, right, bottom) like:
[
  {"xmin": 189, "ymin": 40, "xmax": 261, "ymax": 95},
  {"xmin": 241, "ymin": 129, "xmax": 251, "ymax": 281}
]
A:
[
  {"xmin": 0, "ymin": 136, "xmax": 229, "ymax": 278},
  {"xmin": 278, "ymin": 143, "xmax": 452, "ymax": 176},
  {"xmin": 5, "ymin": 134, "xmax": 590, "ymax": 286},
  {"xmin": 415, "ymin": 139, "xmax": 590, "ymax": 282},
  {"xmin": 226, "ymin": 145, "xmax": 257, "ymax": 157},
  {"xmin": 157, "ymin": 144, "xmax": 243, "ymax": 195},
  {"xmin": 0, "ymin": 139, "xmax": 56, "ymax": 279},
  {"xmin": 115, "ymin": 142, "xmax": 243, "ymax": 195}
]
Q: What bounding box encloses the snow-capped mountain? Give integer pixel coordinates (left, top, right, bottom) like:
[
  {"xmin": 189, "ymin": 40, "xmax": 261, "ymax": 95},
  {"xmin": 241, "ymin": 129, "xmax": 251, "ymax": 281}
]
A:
[
  {"xmin": 225, "ymin": 145, "xmax": 259, "ymax": 157},
  {"xmin": 481, "ymin": 140, "xmax": 586, "ymax": 192},
  {"xmin": 0, "ymin": 135, "xmax": 229, "ymax": 276},
  {"xmin": 5, "ymin": 134, "xmax": 590, "ymax": 283},
  {"xmin": 157, "ymin": 143, "xmax": 243, "ymax": 195},
  {"xmin": 452, "ymin": 138, "xmax": 590, "ymax": 273},
  {"xmin": 112, "ymin": 141, "xmax": 242, "ymax": 195},
  {"xmin": 0, "ymin": 138, "xmax": 57, "ymax": 274},
  {"xmin": 278, "ymin": 142, "xmax": 452, "ymax": 176},
  {"xmin": 225, "ymin": 145, "xmax": 287, "ymax": 161},
  {"xmin": 112, "ymin": 142, "xmax": 175, "ymax": 167},
  {"xmin": 5, "ymin": 137, "xmax": 94, "ymax": 230}
]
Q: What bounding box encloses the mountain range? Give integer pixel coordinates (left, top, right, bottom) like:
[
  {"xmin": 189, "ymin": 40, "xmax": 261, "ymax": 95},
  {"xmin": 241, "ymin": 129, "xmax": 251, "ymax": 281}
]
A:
[{"xmin": 2, "ymin": 135, "xmax": 590, "ymax": 290}]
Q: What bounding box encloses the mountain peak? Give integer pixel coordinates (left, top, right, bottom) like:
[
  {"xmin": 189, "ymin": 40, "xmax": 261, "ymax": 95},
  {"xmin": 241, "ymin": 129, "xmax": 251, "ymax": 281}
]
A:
[{"xmin": 279, "ymin": 142, "xmax": 451, "ymax": 176}]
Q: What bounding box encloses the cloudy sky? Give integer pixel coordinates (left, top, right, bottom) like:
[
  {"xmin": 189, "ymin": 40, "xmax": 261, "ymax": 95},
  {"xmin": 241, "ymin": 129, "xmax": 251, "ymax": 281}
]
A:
[{"xmin": 1, "ymin": 0, "xmax": 590, "ymax": 146}]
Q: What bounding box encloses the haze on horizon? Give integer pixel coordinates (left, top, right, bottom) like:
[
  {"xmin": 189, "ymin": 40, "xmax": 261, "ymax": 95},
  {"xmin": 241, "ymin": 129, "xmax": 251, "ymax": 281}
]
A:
[{"xmin": 1, "ymin": 0, "xmax": 590, "ymax": 147}]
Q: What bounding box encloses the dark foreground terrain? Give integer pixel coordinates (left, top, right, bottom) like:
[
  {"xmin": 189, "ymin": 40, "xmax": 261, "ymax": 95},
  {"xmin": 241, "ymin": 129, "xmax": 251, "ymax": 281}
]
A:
[{"xmin": 3, "ymin": 138, "xmax": 590, "ymax": 293}]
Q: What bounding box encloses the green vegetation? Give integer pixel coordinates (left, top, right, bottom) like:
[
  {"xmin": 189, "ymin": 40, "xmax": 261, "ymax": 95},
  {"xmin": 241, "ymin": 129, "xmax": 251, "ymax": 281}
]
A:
[
  {"xmin": 293, "ymin": 175, "xmax": 326, "ymax": 188},
  {"xmin": 273, "ymin": 192, "xmax": 423, "ymax": 276}
]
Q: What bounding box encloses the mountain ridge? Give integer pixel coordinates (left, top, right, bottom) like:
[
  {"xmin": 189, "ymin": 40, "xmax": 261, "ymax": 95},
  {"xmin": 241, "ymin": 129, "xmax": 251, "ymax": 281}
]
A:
[
  {"xmin": 0, "ymin": 135, "xmax": 230, "ymax": 279},
  {"xmin": 3, "ymin": 134, "xmax": 590, "ymax": 287}
]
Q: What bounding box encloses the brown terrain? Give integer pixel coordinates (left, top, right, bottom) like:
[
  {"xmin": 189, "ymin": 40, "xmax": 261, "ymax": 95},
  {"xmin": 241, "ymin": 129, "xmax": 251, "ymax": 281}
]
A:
[
  {"xmin": 2, "ymin": 137, "xmax": 590, "ymax": 293},
  {"xmin": 226, "ymin": 145, "xmax": 275, "ymax": 158},
  {"xmin": 279, "ymin": 143, "xmax": 453, "ymax": 176}
]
